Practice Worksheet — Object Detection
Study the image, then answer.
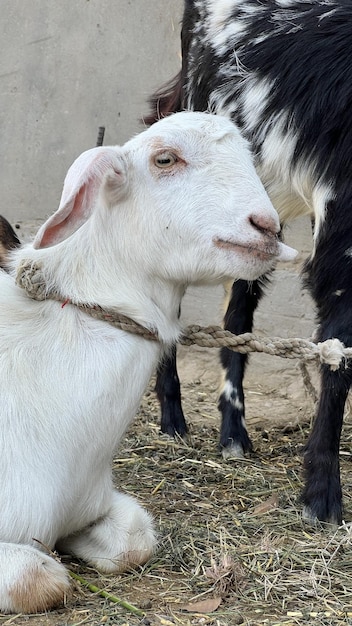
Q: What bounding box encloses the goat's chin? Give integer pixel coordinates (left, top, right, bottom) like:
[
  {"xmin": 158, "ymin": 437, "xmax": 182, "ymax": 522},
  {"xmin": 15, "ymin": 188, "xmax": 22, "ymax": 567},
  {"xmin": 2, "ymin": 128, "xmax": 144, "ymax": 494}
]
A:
[{"xmin": 235, "ymin": 259, "xmax": 277, "ymax": 282}]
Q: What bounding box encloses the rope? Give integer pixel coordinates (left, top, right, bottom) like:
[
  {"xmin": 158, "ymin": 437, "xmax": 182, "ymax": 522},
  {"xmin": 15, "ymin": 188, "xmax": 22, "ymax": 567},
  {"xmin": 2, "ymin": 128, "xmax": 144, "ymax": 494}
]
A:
[
  {"xmin": 15, "ymin": 260, "xmax": 157, "ymax": 340},
  {"xmin": 15, "ymin": 260, "xmax": 352, "ymax": 372},
  {"xmin": 180, "ymin": 326, "xmax": 350, "ymax": 371}
]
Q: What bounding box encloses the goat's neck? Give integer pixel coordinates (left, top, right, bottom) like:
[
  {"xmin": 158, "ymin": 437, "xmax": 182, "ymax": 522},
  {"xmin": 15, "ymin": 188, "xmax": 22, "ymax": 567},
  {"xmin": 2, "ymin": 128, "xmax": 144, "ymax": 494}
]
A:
[{"xmin": 13, "ymin": 241, "xmax": 186, "ymax": 345}]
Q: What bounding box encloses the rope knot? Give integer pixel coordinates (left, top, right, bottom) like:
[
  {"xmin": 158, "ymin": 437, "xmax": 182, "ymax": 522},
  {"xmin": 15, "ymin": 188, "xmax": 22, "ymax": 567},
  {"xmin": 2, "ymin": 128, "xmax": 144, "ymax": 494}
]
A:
[
  {"xmin": 15, "ymin": 259, "xmax": 158, "ymax": 341},
  {"xmin": 16, "ymin": 260, "xmax": 47, "ymax": 300},
  {"xmin": 317, "ymin": 338, "xmax": 346, "ymax": 371}
]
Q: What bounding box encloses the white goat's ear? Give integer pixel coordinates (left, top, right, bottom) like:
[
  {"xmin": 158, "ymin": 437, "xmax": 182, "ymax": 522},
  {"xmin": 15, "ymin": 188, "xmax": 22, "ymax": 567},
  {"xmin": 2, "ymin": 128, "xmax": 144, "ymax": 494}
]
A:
[{"xmin": 33, "ymin": 147, "xmax": 127, "ymax": 249}]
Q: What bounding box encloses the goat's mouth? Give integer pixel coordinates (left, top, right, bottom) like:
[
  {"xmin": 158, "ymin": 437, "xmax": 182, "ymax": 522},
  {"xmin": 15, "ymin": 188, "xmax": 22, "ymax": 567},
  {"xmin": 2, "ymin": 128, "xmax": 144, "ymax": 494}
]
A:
[{"xmin": 213, "ymin": 237, "xmax": 279, "ymax": 261}]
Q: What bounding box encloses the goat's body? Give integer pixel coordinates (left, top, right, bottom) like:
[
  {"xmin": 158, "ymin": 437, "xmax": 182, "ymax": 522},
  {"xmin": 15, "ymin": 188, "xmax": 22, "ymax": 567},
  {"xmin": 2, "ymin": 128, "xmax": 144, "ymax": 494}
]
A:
[
  {"xmin": 0, "ymin": 272, "xmax": 160, "ymax": 546},
  {"xmin": 0, "ymin": 270, "xmax": 160, "ymax": 612},
  {"xmin": 0, "ymin": 111, "xmax": 293, "ymax": 613},
  {"xmin": 148, "ymin": 0, "xmax": 352, "ymax": 523}
]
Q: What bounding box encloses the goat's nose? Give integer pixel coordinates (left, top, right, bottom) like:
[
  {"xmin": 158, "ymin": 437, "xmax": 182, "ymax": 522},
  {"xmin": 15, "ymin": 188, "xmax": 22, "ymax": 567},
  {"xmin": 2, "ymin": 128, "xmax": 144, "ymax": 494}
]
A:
[{"xmin": 249, "ymin": 213, "xmax": 280, "ymax": 237}]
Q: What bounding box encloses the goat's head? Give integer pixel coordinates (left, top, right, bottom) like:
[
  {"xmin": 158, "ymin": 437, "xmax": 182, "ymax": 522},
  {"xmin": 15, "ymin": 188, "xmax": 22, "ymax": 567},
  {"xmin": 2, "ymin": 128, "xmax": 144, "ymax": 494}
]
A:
[{"xmin": 33, "ymin": 112, "xmax": 296, "ymax": 286}]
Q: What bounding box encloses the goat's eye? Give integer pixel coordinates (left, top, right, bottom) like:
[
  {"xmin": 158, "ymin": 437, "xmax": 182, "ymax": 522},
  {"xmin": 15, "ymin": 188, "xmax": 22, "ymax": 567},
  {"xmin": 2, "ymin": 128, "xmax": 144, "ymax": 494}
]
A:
[{"xmin": 154, "ymin": 152, "xmax": 177, "ymax": 168}]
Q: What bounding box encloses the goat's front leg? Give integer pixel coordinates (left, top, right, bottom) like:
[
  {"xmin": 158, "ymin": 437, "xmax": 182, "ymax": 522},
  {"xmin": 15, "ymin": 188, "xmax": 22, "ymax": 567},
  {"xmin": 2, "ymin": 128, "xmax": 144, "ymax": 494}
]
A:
[
  {"xmin": 218, "ymin": 277, "xmax": 267, "ymax": 458},
  {"xmin": 302, "ymin": 363, "xmax": 351, "ymax": 524},
  {"xmin": 57, "ymin": 491, "xmax": 157, "ymax": 573},
  {"xmin": 155, "ymin": 344, "xmax": 188, "ymax": 437},
  {"xmin": 0, "ymin": 543, "xmax": 71, "ymax": 614},
  {"xmin": 302, "ymin": 218, "xmax": 352, "ymax": 523}
]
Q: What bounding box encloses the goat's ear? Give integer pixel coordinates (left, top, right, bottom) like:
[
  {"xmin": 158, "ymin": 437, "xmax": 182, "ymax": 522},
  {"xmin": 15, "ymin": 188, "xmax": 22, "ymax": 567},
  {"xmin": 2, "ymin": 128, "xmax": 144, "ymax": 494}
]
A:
[{"xmin": 33, "ymin": 147, "xmax": 127, "ymax": 249}]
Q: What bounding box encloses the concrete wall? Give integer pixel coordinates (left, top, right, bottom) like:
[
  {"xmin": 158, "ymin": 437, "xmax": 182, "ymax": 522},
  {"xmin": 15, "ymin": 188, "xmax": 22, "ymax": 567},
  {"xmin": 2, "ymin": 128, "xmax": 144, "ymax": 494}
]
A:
[{"xmin": 0, "ymin": 1, "xmax": 183, "ymax": 221}]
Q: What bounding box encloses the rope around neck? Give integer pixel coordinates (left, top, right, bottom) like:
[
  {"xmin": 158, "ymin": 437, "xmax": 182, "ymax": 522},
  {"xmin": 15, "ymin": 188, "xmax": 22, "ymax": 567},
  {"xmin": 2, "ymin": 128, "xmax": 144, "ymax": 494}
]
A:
[
  {"xmin": 15, "ymin": 260, "xmax": 158, "ymax": 341},
  {"xmin": 15, "ymin": 260, "xmax": 352, "ymax": 371}
]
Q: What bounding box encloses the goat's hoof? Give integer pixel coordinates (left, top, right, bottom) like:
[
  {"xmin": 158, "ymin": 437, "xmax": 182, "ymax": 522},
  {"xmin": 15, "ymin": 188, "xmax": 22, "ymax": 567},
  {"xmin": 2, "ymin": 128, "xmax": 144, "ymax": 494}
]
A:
[
  {"xmin": 302, "ymin": 505, "xmax": 341, "ymax": 527},
  {"xmin": 221, "ymin": 443, "xmax": 245, "ymax": 460}
]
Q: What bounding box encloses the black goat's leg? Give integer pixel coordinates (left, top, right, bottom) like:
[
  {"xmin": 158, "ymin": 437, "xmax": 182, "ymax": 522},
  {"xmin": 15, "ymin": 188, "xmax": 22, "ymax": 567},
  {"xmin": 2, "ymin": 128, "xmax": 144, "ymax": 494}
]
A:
[
  {"xmin": 155, "ymin": 344, "xmax": 188, "ymax": 437},
  {"xmin": 301, "ymin": 215, "xmax": 352, "ymax": 523},
  {"xmin": 302, "ymin": 361, "xmax": 350, "ymax": 524},
  {"xmin": 218, "ymin": 277, "xmax": 267, "ymax": 458},
  {"xmin": 301, "ymin": 301, "xmax": 352, "ymax": 523}
]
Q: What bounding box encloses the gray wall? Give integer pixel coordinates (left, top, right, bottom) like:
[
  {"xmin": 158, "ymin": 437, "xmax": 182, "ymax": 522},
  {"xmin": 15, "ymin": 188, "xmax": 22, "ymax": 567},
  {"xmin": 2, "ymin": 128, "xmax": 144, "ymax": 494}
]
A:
[{"xmin": 0, "ymin": 1, "xmax": 183, "ymax": 221}]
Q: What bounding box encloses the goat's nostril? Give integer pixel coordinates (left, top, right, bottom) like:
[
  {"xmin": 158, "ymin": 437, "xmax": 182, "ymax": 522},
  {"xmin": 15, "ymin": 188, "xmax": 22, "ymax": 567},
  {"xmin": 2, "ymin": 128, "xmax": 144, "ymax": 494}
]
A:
[{"xmin": 249, "ymin": 213, "xmax": 279, "ymax": 237}]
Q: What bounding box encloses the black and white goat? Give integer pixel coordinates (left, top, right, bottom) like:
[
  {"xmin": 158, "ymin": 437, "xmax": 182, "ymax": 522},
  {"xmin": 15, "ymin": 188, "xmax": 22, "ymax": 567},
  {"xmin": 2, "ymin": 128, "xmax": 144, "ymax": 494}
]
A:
[
  {"xmin": 147, "ymin": 0, "xmax": 352, "ymax": 525},
  {"xmin": 0, "ymin": 111, "xmax": 295, "ymax": 614}
]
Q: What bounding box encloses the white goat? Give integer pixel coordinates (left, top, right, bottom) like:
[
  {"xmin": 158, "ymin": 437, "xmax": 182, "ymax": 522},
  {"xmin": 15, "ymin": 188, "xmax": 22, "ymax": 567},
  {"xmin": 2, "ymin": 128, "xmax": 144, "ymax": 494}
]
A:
[{"xmin": 0, "ymin": 111, "xmax": 296, "ymax": 614}]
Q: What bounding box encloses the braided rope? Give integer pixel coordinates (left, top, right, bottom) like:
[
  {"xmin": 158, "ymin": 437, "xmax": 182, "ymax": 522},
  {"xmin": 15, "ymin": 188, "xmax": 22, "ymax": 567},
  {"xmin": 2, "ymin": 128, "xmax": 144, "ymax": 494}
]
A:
[
  {"xmin": 15, "ymin": 260, "xmax": 157, "ymax": 340},
  {"xmin": 180, "ymin": 325, "xmax": 351, "ymax": 371},
  {"xmin": 15, "ymin": 260, "xmax": 352, "ymax": 371}
]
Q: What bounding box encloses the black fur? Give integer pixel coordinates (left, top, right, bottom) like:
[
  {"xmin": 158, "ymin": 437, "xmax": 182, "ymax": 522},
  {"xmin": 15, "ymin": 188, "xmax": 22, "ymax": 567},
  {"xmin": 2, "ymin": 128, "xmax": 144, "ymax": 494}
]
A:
[{"xmin": 0, "ymin": 216, "xmax": 20, "ymax": 270}]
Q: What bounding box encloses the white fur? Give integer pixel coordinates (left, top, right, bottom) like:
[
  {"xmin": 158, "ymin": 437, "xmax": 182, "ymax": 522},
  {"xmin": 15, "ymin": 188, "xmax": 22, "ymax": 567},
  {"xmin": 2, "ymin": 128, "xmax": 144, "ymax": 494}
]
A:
[
  {"xmin": 222, "ymin": 379, "xmax": 244, "ymax": 410},
  {"xmin": 0, "ymin": 111, "xmax": 296, "ymax": 613},
  {"xmin": 205, "ymin": 0, "xmax": 247, "ymax": 53}
]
